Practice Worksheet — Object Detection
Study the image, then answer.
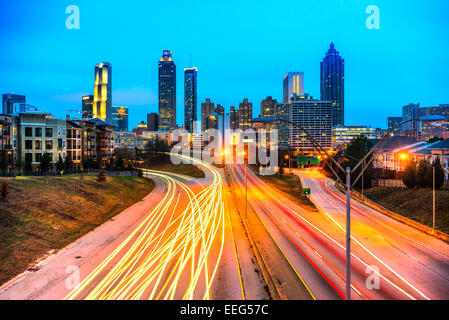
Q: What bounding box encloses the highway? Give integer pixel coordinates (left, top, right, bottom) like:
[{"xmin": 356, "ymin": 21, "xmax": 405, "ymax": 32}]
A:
[
  {"xmin": 0, "ymin": 156, "xmax": 243, "ymax": 300},
  {"xmin": 231, "ymin": 165, "xmax": 449, "ymax": 300}
]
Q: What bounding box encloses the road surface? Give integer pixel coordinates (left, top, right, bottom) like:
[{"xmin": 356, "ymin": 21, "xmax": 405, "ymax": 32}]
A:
[
  {"xmin": 0, "ymin": 156, "xmax": 243, "ymax": 300},
  {"xmin": 232, "ymin": 165, "xmax": 449, "ymax": 300}
]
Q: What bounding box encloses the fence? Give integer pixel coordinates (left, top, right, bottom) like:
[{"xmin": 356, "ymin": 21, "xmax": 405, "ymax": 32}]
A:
[
  {"xmin": 0, "ymin": 169, "xmax": 138, "ymax": 177},
  {"xmin": 335, "ymin": 181, "xmax": 449, "ymax": 242},
  {"xmin": 371, "ymin": 179, "xmax": 406, "ymax": 188}
]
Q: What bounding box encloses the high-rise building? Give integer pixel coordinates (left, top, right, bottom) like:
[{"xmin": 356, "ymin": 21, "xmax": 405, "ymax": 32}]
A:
[
  {"xmin": 261, "ymin": 96, "xmax": 278, "ymax": 117},
  {"xmin": 230, "ymin": 106, "xmax": 239, "ymax": 130},
  {"xmin": 320, "ymin": 42, "xmax": 345, "ymax": 127},
  {"xmin": 283, "ymin": 72, "xmax": 304, "ymax": 103},
  {"xmin": 216, "ymin": 104, "xmax": 224, "ymax": 116},
  {"xmin": 147, "ymin": 113, "xmax": 158, "ymax": 131},
  {"xmin": 238, "ymin": 98, "xmax": 253, "ymax": 131},
  {"xmin": 112, "ymin": 106, "xmax": 128, "ymax": 132},
  {"xmin": 289, "ymin": 95, "xmax": 332, "ymax": 150},
  {"xmin": 274, "ymin": 103, "xmax": 289, "ymax": 146},
  {"xmin": 82, "ymin": 95, "xmax": 94, "ymax": 119},
  {"xmin": 93, "ymin": 62, "xmax": 112, "ymax": 123},
  {"xmin": 419, "ymin": 104, "xmax": 449, "ymax": 141},
  {"xmin": 387, "ymin": 117, "xmax": 403, "ymax": 136},
  {"xmin": 402, "ymin": 103, "xmax": 420, "ymax": 138},
  {"xmin": 201, "ymin": 98, "xmax": 215, "ymax": 132},
  {"xmin": 184, "ymin": 67, "xmax": 197, "ymax": 133},
  {"xmin": 2, "ymin": 93, "xmax": 26, "ymax": 115},
  {"xmin": 158, "ymin": 50, "xmax": 176, "ymax": 131}
]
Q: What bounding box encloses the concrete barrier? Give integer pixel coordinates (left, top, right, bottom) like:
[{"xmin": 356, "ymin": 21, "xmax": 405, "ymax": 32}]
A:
[{"xmin": 335, "ymin": 182, "xmax": 449, "ymax": 243}]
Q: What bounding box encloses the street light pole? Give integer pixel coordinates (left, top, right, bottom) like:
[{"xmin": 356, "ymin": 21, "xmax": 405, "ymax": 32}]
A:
[
  {"xmin": 346, "ymin": 167, "xmax": 351, "ymax": 300},
  {"xmin": 245, "ymin": 159, "xmax": 248, "ymax": 220},
  {"xmin": 433, "ymin": 165, "xmax": 436, "ymax": 230}
]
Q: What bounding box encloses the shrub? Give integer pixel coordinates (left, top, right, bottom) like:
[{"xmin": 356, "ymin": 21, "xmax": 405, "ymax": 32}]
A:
[
  {"xmin": 97, "ymin": 170, "xmax": 107, "ymax": 182},
  {"xmin": 402, "ymin": 160, "xmax": 417, "ymax": 189},
  {"xmin": 1, "ymin": 180, "xmax": 9, "ymax": 199}
]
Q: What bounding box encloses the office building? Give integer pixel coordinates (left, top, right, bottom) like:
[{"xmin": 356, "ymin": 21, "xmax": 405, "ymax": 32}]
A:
[
  {"xmin": 332, "ymin": 125, "xmax": 376, "ymax": 148},
  {"xmin": 238, "ymin": 98, "xmax": 253, "ymax": 131},
  {"xmin": 2, "ymin": 94, "xmax": 26, "ymax": 115},
  {"xmin": 387, "ymin": 117, "xmax": 403, "ymax": 136},
  {"xmin": 158, "ymin": 50, "xmax": 176, "ymax": 131},
  {"xmin": 274, "ymin": 103, "xmax": 289, "ymax": 146},
  {"xmin": 230, "ymin": 106, "xmax": 239, "ymax": 130},
  {"xmin": 320, "ymin": 42, "xmax": 345, "ymax": 127},
  {"xmin": 402, "ymin": 103, "xmax": 420, "ymax": 138},
  {"xmin": 289, "ymin": 95, "xmax": 332, "ymax": 150},
  {"xmin": 112, "ymin": 106, "xmax": 128, "ymax": 132},
  {"xmin": 93, "ymin": 62, "xmax": 112, "ymax": 123},
  {"xmin": 283, "ymin": 72, "xmax": 304, "ymax": 103},
  {"xmin": 147, "ymin": 112, "xmax": 158, "ymax": 131},
  {"xmin": 82, "ymin": 95, "xmax": 94, "ymax": 119},
  {"xmin": 261, "ymin": 96, "xmax": 277, "ymax": 117},
  {"xmin": 184, "ymin": 67, "xmax": 197, "ymax": 133},
  {"xmin": 201, "ymin": 98, "xmax": 215, "ymax": 131}
]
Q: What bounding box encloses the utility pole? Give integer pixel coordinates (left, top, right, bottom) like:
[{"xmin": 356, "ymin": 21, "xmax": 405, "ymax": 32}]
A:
[
  {"xmin": 346, "ymin": 167, "xmax": 351, "ymax": 300},
  {"xmin": 433, "ymin": 165, "xmax": 436, "ymax": 230}
]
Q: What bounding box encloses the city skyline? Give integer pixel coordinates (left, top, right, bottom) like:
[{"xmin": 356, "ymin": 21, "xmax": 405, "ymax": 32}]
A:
[{"xmin": 0, "ymin": 1, "xmax": 448, "ymax": 129}]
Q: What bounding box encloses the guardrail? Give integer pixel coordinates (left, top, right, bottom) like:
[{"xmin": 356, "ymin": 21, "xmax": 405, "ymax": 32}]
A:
[{"xmin": 335, "ymin": 181, "xmax": 449, "ymax": 243}]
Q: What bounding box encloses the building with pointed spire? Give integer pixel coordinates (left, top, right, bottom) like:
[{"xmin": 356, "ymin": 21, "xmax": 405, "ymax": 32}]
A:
[{"xmin": 320, "ymin": 42, "xmax": 344, "ymax": 127}]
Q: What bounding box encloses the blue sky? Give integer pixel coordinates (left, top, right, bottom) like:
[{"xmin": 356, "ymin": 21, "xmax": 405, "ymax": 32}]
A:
[{"xmin": 1, "ymin": 0, "xmax": 448, "ymax": 129}]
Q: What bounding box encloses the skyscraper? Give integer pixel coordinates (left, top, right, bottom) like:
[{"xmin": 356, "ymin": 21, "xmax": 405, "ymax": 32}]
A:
[
  {"xmin": 289, "ymin": 95, "xmax": 332, "ymax": 150},
  {"xmin": 2, "ymin": 93, "xmax": 26, "ymax": 115},
  {"xmin": 402, "ymin": 103, "xmax": 420, "ymax": 138},
  {"xmin": 238, "ymin": 98, "xmax": 253, "ymax": 131},
  {"xmin": 158, "ymin": 50, "xmax": 176, "ymax": 131},
  {"xmin": 184, "ymin": 67, "xmax": 197, "ymax": 133},
  {"xmin": 147, "ymin": 112, "xmax": 158, "ymax": 131},
  {"xmin": 112, "ymin": 106, "xmax": 128, "ymax": 131},
  {"xmin": 201, "ymin": 98, "xmax": 215, "ymax": 132},
  {"xmin": 230, "ymin": 106, "xmax": 239, "ymax": 130},
  {"xmin": 387, "ymin": 117, "xmax": 403, "ymax": 136},
  {"xmin": 274, "ymin": 103, "xmax": 289, "ymax": 146},
  {"xmin": 82, "ymin": 95, "xmax": 94, "ymax": 119},
  {"xmin": 320, "ymin": 42, "xmax": 345, "ymax": 127},
  {"xmin": 93, "ymin": 62, "xmax": 112, "ymax": 123},
  {"xmin": 283, "ymin": 72, "xmax": 304, "ymax": 103},
  {"xmin": 261, "ymin": 96, "xmax": 278, "ymax": 117}
]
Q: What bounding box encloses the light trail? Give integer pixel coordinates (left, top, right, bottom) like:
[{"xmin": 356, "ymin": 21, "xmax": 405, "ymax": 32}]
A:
[{"xmin": 65, "ymin": 154, "xmax": 225, "ymax": 300}]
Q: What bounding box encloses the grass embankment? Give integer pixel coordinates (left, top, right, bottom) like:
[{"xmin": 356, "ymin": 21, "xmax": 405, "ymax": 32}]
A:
[
  {"xmin": 255, "ymin": 169, "xmax": 318, "ymax": 212},
  {"xmin": 146, "ymin": 159, "xmax": 205, "ymax": 179},
  {"xmin": 363, "ymin": 187, "xmax": 449, "ymax": 234},
  {"xmin": 0, "ymin": 174, "xmax": 154, "ymax": 285}
]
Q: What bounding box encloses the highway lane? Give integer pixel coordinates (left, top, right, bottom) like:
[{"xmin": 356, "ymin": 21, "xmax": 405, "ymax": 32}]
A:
[
  {"xmin": 0, "ymin": 156, "xmax": 243, "ymax": 300},
  {"xmin": 232, "ymin": 164, "xmax": 449, "ymax": 299},
  {"xmin": 297, "ymin": 168, "xmax": 449, "ymax": 300},
  {"xmin": 231, "ymin": 164, "xmax": 342, "ymax": 300}
]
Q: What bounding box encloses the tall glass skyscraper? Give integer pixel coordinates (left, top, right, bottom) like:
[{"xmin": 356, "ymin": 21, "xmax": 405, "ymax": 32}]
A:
[
  {"xmin": 93, "ymin": 62, "xmax": 112, "ymax": 123},
  {"xmin": 184, "ymin": 67, "xmax": 197, "ymax": 133},
  {"xmin": 320, "ymin": 42, "xmax": 344, "ymax": 127},
  {"xmin": 283, "ymin": 72, "xmax": 304, "ymax": 103},
  {"xmin": 158, "ymin": 50, "xmax": 176, "ymax": 131}
]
